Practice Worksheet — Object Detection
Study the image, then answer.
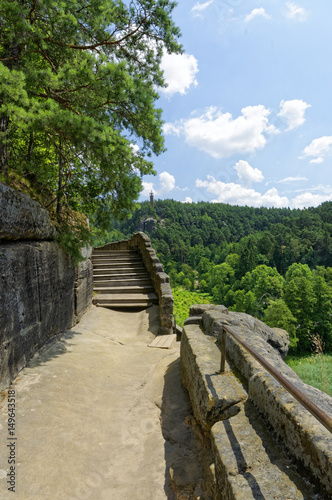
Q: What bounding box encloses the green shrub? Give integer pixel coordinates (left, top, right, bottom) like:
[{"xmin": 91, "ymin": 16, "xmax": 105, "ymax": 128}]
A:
[{"xmin": 173, "ymin": 287, "xmax": 216, "ymax": 327}]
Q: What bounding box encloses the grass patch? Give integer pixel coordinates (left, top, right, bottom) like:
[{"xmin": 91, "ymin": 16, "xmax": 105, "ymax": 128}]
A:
[
  {"xmin": 285, "ymin": 354, "xmax": 332, "ymax": 397},
  {"xmin": 173, "ymin": 287, "xmax": 216, "ymax": 327}
]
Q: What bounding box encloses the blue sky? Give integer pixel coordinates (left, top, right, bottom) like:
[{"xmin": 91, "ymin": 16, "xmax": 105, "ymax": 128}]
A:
[{"xmin": 139, "ymin": 1, "xmax": 332, "ymax": 209}]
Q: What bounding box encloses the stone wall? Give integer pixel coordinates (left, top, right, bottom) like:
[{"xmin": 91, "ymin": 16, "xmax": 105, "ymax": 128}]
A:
[
  {"xmin": 96, "ymin": 232, "xmax": 173, "ymax": 334},
  {"xmin": 0, "ymin": 182, "xmax": 93, "ymax": 389},
  {"xmin": 181, "ymin": 304, "xmax": 332, "ymax": 498}
]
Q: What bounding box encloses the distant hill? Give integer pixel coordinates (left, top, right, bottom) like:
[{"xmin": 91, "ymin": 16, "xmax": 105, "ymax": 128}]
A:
[
  {"xmin": 95, "ymin": 199, "xmax": 332, "ymax": 353},
  {"xmin": 103, "ymin": 199, "xmax": 332, "ymax": 273}
]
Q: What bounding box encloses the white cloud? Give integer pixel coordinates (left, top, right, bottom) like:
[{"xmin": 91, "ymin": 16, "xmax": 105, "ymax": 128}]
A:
[
  {"xmin": 309, "ymin": 157, "xmax": 324, "ymax": 164},
  {"xmin": 141, "ymin": 171, "xmax": 176, "ymax": 197},
  {"xmin": 159, "ymin": 171, "xmax": 176, "ymax": 194},
  {"xmin": 162, "ymin": 122, "xmax": 182, "ymax": 136},
  {"xmin": 278, "ymin": 99, "xmax": 311, "ymax": 130},
  {"xmin": 141, "ymin": 181, "xmax": 154, "ymax": 197},
  {"xmin": 234, "ymin": 160, "xmax": 264, "ymax": 187},
  {"xmin": 301, "ymin": 135, "xmax": 332, "ymax": 163},
  {"xmin": 196, "ymin": 176, "xmax": 289, "ymax": 208},
  {"xmin": 292, "ymin": 192, "xmax": 332, "ymax": 209},
  {"xmin": 277, "ymin": 175, "xmax": 308, "ymax": 183},
  {"xmin": 192, "ymin": 1, "xmax": 214, "ymax": 17},
  {"xmin": 130, "ymin": 143, "xmax": 140, "ymax": 155},
  {"xmin": 183, "ymin": 197, "xmax": 193, "ymax": 203},
  {"xmin": 164, "ymin": 105, "xmax": 277, "ymax": 158},
  {"xmin": 245, "ymin": 8, "xmax": 271, "ymax": 23},
  {"xmin": 285, "ymin": 2, "xmax": 308, "ymax": 22},
  {"xmin": 160, "ymin": 52, "xmax": 198, "ymax": 97}
]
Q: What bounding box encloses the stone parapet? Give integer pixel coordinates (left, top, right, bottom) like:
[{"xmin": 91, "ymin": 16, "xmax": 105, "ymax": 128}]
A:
[
  {"xmin": 97, "ymin": 232, "xmax": 173, "ymax": 334},
  {"xmin": 181, "ymin": 324, "xmax": 247, "ymax": 430},
  {"xmin": 184, "ymin": 304, "xmax": 332, "ymax": 496},
  {"xmin": 211, "ymin": 404, "xmax": 315, "ymax": 500}
]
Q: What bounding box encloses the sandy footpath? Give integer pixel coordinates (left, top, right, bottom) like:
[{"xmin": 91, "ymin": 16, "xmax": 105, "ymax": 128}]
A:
[{"xmin": 0, "ymin": 305, "xmax": 203, "ymax": 500}]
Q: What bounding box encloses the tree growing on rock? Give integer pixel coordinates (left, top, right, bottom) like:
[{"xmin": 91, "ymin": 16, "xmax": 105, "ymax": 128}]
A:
[{"xmin": 0, "ymin": 0, "xmax": 182, "ymax": 227}]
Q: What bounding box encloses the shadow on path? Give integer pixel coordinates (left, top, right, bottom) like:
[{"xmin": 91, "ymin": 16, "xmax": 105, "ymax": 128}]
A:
[{"xmin": 160, "ymin": 358, "xmax": 213, "ymax": 499}]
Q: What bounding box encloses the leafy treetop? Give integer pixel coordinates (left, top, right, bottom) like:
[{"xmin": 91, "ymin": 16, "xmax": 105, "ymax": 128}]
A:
[{"xmin": 0, "ymin": 0, "xmax": 182, "ymax": 227}]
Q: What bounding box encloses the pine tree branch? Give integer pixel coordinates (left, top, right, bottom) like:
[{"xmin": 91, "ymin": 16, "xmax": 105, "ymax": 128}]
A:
[{"xmin": 44, "ymin": 15, "xmax": 148, "ymax": 51}]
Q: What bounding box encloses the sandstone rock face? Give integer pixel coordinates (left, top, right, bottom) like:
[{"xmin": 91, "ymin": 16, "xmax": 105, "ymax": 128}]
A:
[
  {"xmin": 0, "ymin": 242, "xmax": 75, "ymax": 388},
  {"xmin": 75, "ymin": 247, "xmax": 93, "ymax": 322},
  {"xmin": 0, "ymin": 182, "xmax": 56, "ymax": 240},
  {"xmin": 0, "ymin": 185, "xmax": 93, "ymax": 388}
]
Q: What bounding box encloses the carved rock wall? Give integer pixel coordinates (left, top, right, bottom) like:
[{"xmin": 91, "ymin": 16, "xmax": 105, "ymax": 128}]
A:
[{"xmin": 0, "ymin": 182, "xmax": 93, "ymax": 389}]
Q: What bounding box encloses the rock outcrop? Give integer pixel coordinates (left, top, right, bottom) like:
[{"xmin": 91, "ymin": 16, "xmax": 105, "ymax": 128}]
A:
[
  {"xmin": 0, "ymin": 182, "xmax": 93, "ymax": 389},
  {"xmin": 0, "ymin": 182, "xmax": 56, "ymax": 240}
]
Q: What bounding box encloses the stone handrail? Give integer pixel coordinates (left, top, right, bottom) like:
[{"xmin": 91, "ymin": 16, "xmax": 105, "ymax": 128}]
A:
[{"xmin": 95, "ymin": 232, "xmax": 173, "ymax": 334}]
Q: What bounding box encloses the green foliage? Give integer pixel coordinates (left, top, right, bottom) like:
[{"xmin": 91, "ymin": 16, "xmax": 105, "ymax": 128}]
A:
[
  {"xmin": 173, "ymin": 288, "xmax": 216, "ymax": 327},
  {"xmin": 230, "ymin": 290, "xmax": 256, "ymax": 316},
  {"xmin": 285, "ymin": 354, "xmax": 332, "ymax": 397},
  {"xmin": 263, "ymin": 299, "xmax": 298, "ymax": 349},
  {"xmin": 283, "ymin": 268, "xmax": 316, "ymax": 352},
  {"xmin": 109, "ymin": 198, "xmax": 332, "ymax": 353},
  {"xmin": 240, "ymin": 265, "xmax": 284, "ymax": 316},
  {"xmin": 0, "ymin": 0, "xmax": 182, "ymax": 255}
]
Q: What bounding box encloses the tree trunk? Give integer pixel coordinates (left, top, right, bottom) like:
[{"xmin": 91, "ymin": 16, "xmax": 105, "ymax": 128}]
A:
[
  {"xmin": 0, "ymin": 115, "xmax": 9, "ymax": 176},
  {"xmin": 56, "ymin": 140, "xmax": 64, "ymax": 217},
  {"xmin": 27, "ymin": 131, "xmax": 34, "ymax": 161}
]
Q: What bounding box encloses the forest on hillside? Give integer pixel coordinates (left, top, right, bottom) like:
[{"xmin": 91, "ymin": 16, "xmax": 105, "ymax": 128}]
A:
[{"xmin": 93, "ymin": 199, "xmax": 332, "ymax": 353}]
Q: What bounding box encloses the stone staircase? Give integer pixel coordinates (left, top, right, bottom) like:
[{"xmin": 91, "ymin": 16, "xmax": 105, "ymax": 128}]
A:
[{"xmin": 92, "ymin": 248, "xmax": 158, "ymax": 309}]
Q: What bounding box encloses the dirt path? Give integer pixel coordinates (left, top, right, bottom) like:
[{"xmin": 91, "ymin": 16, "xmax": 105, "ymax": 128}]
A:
[{"xmin": 0, "ymin": 305, "xmax": 205, "ymax": 500}]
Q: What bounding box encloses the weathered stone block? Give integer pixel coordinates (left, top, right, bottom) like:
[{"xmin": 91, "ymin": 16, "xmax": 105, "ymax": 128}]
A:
[
  {"xmin": 0, "ymin": 182, "xmax": 56, "ymax": 240},
  {"xmin": 75, "ymin": 258, "xmax": 93, "ymax": 323},
  {"xmin": 200, "ymin": 306, "xmax": 289, "ymax": 358},
  {"xmin": 181, "ymin": 325, "xmax": 247, "ymax": 429}
]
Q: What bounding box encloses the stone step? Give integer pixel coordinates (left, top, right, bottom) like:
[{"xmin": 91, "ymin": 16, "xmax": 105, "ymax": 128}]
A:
[
  {"xmin": 93, "ymin": 267, "xmax": 146, "ymax": 279},
  {"xmin": 92, "ymin": 254, "xmax": 141, "ymax": 260},
  {"xmin": 211, "ymin": 402, "xmax": 317, "ymax": 499},
  {"xmin": 94, "ymin": 285, "xmax": 155, "ymax": 294},
  {"xmin": 93, "ymin": 260, "xmax": 145, "ymax": 271},
  {"xmin": 93, "ymin": 266, "xmax": 147, "ymax": 276},
  {"xmin": 93, "ymin": 279, "xmax": 152, "ymax": 288},
  {"xmin": 92, "ymin": 250, "xmax": 137, "ymax": 255},
  {"xmin": 93, "ymin": 272, "xmax": 150, "ymax": 280},
  {"xmin": 93, "ymin": 292, "xmax": 158, "ymax": 305},
  {"xmin": 92, "ymin": 259, "xmax": 143, "ymax": 267},
  {"xmin": 95, "ymin": 302, "xmax": 151, "ymax": 309},
  {"xmin": 92, "ymin": 248, "xmax": 158, "ymax": 310}
]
